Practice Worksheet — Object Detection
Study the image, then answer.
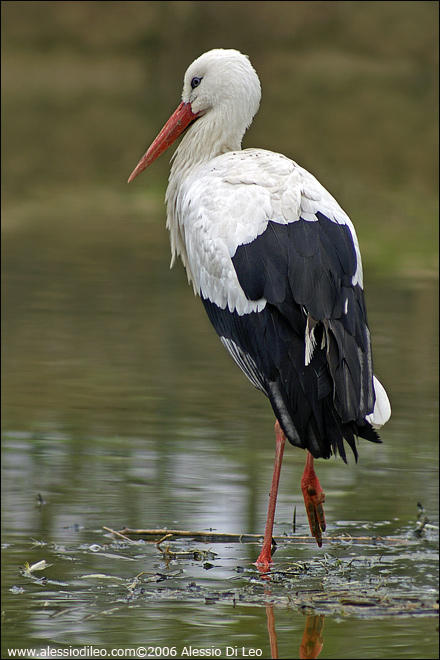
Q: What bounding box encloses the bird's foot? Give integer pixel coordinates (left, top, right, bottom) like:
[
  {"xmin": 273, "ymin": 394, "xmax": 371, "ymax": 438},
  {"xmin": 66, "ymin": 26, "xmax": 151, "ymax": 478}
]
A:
[
  {"xmin": 254, "ymin": 539, "xmax": 276, "ymax": 573},
  {"xmin": 301, "ymin": 456, "xmax": 326, "ymax": 547}
]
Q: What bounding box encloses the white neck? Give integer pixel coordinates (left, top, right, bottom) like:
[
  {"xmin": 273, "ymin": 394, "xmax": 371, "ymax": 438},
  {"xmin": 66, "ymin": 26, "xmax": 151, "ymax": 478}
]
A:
[
  {"xmin": 165, "ymin": 111, "xmax": 245, "ymax": 280},
  {"xmin": 171, "ymin": 109, "xmax": 245, "ymax": 188}
]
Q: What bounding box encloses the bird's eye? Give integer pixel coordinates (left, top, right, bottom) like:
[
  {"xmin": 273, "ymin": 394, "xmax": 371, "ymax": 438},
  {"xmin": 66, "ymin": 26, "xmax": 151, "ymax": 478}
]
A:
[{"xmin": 191, "ymin": 76, "xmax": 202, "ymax": 89}]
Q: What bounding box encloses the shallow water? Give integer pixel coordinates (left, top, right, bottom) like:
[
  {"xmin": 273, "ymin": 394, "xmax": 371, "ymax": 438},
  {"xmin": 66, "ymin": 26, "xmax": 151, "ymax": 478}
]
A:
[{"xmin": 2, "ymin": 212, "xmax": 438, "ymax": 659}]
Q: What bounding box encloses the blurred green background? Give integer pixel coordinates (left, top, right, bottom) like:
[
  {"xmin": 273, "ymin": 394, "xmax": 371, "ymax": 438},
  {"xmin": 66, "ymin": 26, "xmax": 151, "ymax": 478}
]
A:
[{"xmin": 2, "ymin": 0, "xmax": 438, "ymax": 273}]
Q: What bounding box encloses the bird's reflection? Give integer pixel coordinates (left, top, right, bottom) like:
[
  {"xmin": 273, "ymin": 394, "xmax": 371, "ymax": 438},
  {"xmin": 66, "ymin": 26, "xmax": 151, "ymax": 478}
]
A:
[
  {"xmin": 299, "ymin": 615, "xmax": 325, "ymax": 659},
  {"xmin": 265, "ymin": 602, "xmax": 279, "ymax": 659},
  {"xmin": 260, "ymin": 569, "xmax": 324, "ymax": 660}
]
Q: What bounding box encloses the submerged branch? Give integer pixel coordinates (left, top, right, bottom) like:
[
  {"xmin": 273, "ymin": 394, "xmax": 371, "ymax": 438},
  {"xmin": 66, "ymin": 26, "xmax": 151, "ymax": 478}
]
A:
[{"xmin": 103, "ymin": 526, "xmax": 413, "ymax": 546}]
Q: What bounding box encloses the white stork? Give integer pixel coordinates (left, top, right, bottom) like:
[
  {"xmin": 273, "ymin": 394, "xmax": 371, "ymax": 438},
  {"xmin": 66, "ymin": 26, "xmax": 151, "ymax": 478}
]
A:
[{"xmin": 128, "ymin": 48, "xmax": 391, "ymax": 568}]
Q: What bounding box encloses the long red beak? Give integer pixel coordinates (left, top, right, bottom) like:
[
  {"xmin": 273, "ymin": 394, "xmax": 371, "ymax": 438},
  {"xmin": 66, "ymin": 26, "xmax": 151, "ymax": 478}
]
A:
[{"xmin": 128, "ymin": 102, "xmax": 199, "ymax": 183}]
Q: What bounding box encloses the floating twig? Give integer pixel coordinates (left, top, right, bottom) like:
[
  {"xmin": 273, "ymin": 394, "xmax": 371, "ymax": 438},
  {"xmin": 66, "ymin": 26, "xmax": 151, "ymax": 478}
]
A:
[
  {"xmin": 156, "ymin": 533, "xmax": 174, "ymax": 547},
  {"xmin": 102, "ymin": 526, "xmax": 138, "ymax": 543}
]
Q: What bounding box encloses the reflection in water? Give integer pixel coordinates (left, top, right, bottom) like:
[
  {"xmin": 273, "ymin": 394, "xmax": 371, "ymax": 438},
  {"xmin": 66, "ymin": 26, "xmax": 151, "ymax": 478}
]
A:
[
  {"xmin": 265, "ymin": 602, "xmax": 279, "ymax": 659},
  {"xmin": 263, "ymin": 572, "xmax": 324, "ymax": 660},
  {"xmin": 299, "ymin": 616, "xmax": 325, "ymax": 660},
  {"xmin": 265, "ymin": 600, "xmax": 325, "ymax": 660}
]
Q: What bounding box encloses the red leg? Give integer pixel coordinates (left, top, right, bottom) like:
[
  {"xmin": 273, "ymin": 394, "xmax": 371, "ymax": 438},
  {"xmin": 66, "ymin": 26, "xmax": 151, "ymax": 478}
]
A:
[
  {"xmin": 301, "ymin": 451, "xmax": 326, "ymax": 547},
  {"xmin": 255, "ymin": 420, "xmax": 286, "ymax": 568}
]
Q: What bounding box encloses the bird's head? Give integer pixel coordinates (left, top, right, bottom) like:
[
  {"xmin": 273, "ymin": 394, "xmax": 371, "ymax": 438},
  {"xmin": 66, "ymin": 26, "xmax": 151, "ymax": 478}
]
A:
[
  {"xmin": 128, "ymin": 49, "xmax": 261, "ymax": 182},
  {"xmin": 181, "ymin": 49, "xmax": 261, "ymax": 126}
]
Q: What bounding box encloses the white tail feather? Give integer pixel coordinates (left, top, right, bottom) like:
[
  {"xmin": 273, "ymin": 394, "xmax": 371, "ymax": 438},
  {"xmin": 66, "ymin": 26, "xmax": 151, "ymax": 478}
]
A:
[{"xmin": 366, "ymin": 376, "xmax": 391, "ymax": 428}]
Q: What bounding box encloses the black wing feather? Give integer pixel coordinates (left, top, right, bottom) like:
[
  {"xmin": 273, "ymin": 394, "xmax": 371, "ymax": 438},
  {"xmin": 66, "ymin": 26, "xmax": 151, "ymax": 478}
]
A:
[{"xmin": 205, "ymin": 213, "xmax": 381, "ymax": 461}]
